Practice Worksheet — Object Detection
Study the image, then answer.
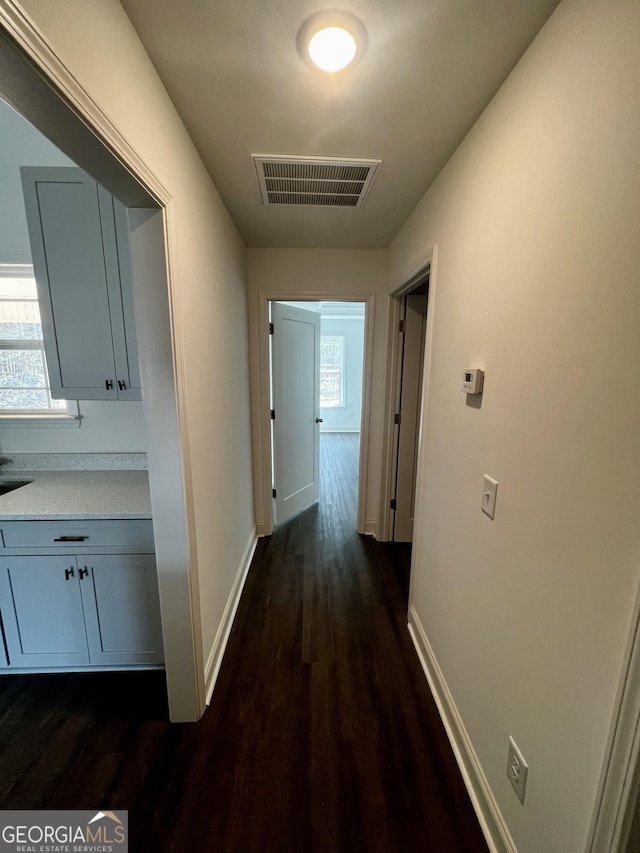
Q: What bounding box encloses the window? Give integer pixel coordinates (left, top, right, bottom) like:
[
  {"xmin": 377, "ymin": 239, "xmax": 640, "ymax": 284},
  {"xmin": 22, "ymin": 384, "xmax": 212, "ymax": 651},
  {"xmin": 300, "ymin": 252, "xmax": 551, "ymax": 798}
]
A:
[
  {"xmin": 320, "ymin": 334, "xmax": 345, "ymax": 408},
  {"xmin": 0, "ymin": 265, "xmax": 76, "ymax": 422}
]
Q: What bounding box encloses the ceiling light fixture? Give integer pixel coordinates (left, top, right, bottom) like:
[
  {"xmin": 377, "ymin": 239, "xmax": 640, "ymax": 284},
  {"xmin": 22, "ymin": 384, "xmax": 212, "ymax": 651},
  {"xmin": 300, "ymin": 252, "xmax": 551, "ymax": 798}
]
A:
[
  {"xmin": 297, "ymin": 10, "xmax": 367, "ymax": 73},
  {"xmin": 309, "ymin": 27, "xmax": 356, "ymax": 72}
]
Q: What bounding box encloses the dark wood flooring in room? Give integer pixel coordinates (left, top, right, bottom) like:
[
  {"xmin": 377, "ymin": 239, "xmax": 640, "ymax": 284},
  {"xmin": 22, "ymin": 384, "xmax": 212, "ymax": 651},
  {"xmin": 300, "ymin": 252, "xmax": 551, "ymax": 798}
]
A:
[{"xmin": 0, "ymin": 433, "xmax": 488, "ymax": 852}]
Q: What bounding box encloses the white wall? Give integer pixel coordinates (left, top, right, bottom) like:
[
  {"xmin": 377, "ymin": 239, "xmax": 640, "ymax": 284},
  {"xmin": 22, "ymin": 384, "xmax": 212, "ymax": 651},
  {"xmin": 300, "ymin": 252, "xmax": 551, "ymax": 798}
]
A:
[
  {"xmin": 14, "ymin": 0, "xmax": 255, "ymax": 714},
  {"xmin": 0, "ymin": 401, "xmax": 147, "ymax": 453},
  {"xmin": 319, "ymin": 315, "xmax": 364, "ymax": 433},
  {"xmin": 0, "ymin": 99, "xmax": 72, "ymax": 263},
  {"xmin": 388, "ymin": 0, "xmax": 640, "ymax": 848},
  {"xmin": 278, "ymin": 301, "xmax": 365, "ymax": 432},
  {"xmin": 247, "ymin": 249, "xmax": 388, "ymax": 536}
]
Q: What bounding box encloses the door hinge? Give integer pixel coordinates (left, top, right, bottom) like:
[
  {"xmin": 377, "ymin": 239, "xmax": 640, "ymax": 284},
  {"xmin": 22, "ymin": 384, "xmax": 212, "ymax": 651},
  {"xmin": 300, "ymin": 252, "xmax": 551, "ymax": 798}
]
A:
[
  {"xmin": 394, "ymin": 412, "xmax": 401, "ymax": 425},
  {"xmin": 269, "ymin": 322, "xmax": 274, "ymax": 334},
  {"xmin": 272, "ymin": 488, "xmax": 277, "ymax": 498},
  {"xmin": 270, "ymin": 409, "xmax": 276, "ymax": 420},
  {"xmin": 399, "ymin": 319, "xmax": 406, "ymax": 333},
  {"xmin": 390, "ymin": 498, "xmax": 397, "ymax": 511}
]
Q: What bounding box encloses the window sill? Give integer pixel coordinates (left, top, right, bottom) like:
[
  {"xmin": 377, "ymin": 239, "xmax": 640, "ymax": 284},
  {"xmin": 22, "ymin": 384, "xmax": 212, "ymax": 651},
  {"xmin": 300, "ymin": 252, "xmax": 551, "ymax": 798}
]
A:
[{"xmin": 0, "ymin": 403, "xmax": 81, "ymax": 428}]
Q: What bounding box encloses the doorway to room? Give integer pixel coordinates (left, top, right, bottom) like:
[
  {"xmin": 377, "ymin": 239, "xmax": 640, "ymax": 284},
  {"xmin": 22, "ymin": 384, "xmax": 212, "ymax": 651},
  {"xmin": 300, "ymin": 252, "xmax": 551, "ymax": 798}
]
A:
[
  {"xmin": 383, "ymin": 263, "xmax": 431, "ymax": 548},
  {"xmin": 0, "ymin": 30, "xmax": 199, "ymax": 720},
  {"xmin": 269, "ymin": 300, "xmax": 365, "ymax": 530}
]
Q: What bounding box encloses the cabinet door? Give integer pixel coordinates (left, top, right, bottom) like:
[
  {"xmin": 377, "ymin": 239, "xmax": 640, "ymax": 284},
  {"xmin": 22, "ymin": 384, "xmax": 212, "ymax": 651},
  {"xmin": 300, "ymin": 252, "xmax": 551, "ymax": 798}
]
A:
[
  {"xmin": 79, "ymin": 554, "xmax": 164, "ymax": 665},
  {"xmin": 21, "ymin": 167, "xmax": 120, "ymax": 400},
  {"xmin": 0, "ymin": 618, "xmax": 7, "ymax": 667},
  {"xmin": 98, "ymin": 190, "xmax": 142, "ymax": 401},
  {"xmin": 0, "ymin": 557, "xmax": 89, "ymax": 667}
]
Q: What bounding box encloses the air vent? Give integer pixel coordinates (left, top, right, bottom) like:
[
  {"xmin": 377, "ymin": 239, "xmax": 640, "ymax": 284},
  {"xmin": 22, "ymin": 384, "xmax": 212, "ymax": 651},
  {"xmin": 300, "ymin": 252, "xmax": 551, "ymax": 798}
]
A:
[{"xmin": 252, "ymin": 155, "xmax": 380, "ymax": 208}]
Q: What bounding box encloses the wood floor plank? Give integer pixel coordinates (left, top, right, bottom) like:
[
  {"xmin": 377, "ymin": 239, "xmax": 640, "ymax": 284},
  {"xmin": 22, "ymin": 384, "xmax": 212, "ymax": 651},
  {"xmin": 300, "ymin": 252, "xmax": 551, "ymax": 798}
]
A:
[{"xmin": 0, "ymin": 433, "xmax": 488, "ymax": 852}]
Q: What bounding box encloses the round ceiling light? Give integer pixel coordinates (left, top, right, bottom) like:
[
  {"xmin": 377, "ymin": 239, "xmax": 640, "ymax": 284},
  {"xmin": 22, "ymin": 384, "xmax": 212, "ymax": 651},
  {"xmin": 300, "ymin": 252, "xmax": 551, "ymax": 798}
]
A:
[
  {"xmin": 308, "ymin": 27, "xmax": 356, "ymax": 72},
  {"xmin": 297, "ymin": 10, "xmax": 367, "ymax": 73}
]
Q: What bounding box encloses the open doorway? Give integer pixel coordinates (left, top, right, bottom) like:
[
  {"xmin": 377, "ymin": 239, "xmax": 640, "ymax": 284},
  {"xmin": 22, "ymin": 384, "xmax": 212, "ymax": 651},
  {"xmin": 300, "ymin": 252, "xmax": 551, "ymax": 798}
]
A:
[
  {"xmin": 390, "ymin": 278, "xmax": 429, "ymax": 542},
  {"xmin": 380, "ymin": 259, "xmax": 432, "ymax": 590},
  {"xmin": 0, "ymin": 30, "xmax": 200, "ymax": 720},
  {"xmin": 269, "ymin": 300, "xmax": 365, "ymax": 530}
]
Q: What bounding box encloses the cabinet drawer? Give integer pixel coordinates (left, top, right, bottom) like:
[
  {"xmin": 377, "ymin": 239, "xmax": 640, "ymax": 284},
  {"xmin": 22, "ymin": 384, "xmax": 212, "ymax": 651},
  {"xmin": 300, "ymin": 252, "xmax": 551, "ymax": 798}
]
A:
[{"xmin": 0, "ymin": 519, "xmax": 154, "ymax": 554}]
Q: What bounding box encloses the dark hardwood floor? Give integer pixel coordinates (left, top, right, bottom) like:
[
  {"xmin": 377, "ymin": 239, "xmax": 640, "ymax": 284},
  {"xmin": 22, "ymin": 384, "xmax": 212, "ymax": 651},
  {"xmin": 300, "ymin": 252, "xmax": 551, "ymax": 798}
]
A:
[{"xmin": 0, "ymin": 433, "xmax": 488, "ymax": 852}]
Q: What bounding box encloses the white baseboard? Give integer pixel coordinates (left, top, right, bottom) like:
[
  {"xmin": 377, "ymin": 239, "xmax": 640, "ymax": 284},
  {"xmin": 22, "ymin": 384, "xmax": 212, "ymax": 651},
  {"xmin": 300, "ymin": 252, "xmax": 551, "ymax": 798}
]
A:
[
  {"xmin": 408, "ymin": 605, "xmax": 516, "ymax": 853},
  {"xmin": 364, "ymin": 518, "xmax": 377, "ymax": 537},
  {"xmin": 255, "ymin": 520, "xmax": 269, "ymax": 537},
  {"xmin": 204, "ymin": 526, "xmax": 258, "ymax": 704}
]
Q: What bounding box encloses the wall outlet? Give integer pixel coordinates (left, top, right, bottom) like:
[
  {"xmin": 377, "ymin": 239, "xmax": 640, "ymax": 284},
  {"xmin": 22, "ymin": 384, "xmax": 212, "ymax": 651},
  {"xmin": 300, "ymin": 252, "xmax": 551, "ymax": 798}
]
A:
[{"xmin": 506, "ymin": 736, "xmax": 528, "ymax": 804}]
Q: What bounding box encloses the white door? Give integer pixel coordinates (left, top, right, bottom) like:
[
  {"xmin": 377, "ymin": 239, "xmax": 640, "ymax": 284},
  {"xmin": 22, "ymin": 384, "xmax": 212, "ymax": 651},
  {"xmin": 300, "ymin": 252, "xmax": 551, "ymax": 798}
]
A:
[
  {"xmin": 394, "ymin": 293, "xmax": 428, "ymax": 542},
  {"xmin": 271, "ymin": 302, "xmax": 321, "ymax": 525}
]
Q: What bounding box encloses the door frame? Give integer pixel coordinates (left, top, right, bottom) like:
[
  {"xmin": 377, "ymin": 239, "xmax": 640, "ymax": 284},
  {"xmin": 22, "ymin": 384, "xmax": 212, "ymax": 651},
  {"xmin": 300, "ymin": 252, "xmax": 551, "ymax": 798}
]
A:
[
  {"xmin": 379, "ymin": 247, "xmax": 436, "ymax": 542},
  {"xmin": 391, "ymin": 290, "xmax": 428, "ymax": 542},
  {"xmin": 587, "ymin": 577, "xmax": 640, "ymax": 851},
  {"xmin": 0, "ymin": 8, "xmax": 203, "ymax": 720},
  {"xmin": 253, "ymin": 290, "xmax": 375, "ymax": 536}
]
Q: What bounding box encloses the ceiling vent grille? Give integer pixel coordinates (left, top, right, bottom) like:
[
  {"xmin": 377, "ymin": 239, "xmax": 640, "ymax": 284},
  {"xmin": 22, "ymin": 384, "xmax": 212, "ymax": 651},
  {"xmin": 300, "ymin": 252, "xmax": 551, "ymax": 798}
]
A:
[{"xmin": 252, "ymin": 155, "xmax": 380, "ymax": 208}]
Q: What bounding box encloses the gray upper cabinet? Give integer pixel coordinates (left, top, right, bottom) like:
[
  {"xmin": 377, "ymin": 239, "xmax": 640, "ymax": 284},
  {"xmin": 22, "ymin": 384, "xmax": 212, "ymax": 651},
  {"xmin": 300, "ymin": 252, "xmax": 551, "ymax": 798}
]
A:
[{"xmin": 21, "ymin": 167, "xmax": 141, "ymax": 401}]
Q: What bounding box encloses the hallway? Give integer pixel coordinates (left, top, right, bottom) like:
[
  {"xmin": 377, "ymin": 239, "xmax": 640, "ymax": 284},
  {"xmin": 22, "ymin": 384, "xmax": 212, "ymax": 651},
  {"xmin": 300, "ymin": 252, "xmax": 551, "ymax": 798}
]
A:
[{"xmin": 0, "ymin": 433, "xmax": 487, "ymax": 851}]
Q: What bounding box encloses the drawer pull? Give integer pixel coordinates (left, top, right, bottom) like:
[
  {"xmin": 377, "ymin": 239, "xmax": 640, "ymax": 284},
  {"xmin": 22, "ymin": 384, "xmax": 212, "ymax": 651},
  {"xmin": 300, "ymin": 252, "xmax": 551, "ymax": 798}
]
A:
[
  {"xmin": 64, "ymin": 567, "xmax": 74, "ymax": 581},
  {"xmin": 53, "ymin": 536, "xmax": 88, "ymax": 542},
  {"xmin": 79, "ymin": 567, "xmax": 88, "ymax": 580}
]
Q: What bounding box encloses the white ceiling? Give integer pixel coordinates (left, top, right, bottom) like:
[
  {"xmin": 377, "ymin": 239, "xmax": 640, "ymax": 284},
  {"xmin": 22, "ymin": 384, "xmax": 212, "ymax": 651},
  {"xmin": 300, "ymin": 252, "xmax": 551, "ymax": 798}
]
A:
[{"xmin": 120, "ymin": 0, "xmax": 560, "ymax": 249}]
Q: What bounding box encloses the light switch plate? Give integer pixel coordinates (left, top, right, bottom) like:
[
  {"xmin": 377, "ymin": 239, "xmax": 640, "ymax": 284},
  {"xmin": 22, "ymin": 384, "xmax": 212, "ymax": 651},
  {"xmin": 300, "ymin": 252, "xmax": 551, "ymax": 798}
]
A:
[{"xmin": 482, "ymin": 475, "xmax": 498, "ymax": 519}]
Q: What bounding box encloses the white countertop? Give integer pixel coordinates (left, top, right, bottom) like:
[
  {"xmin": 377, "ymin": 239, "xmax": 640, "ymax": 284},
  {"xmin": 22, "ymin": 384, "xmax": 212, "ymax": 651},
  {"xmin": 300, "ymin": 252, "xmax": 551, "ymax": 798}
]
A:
[{"xmin": 0, "ymin": 470, "xmax": 152, "ymax": 520}]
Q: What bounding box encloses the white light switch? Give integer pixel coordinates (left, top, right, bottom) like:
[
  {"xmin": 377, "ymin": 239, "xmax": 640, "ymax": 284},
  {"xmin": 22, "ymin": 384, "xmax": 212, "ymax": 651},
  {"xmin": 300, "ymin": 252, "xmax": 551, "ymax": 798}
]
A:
[{"xmin": 482, "ymin": 475, "xmax": 498, "ymax": 519}]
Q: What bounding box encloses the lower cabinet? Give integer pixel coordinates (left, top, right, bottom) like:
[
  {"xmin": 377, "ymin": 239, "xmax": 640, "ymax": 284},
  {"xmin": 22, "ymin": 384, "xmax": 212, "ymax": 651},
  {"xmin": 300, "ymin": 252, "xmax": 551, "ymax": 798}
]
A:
[
  {"xmin": 0, "ymin": 556, "xmax": 90, "ymax": 667},
  {"xmin": 0, "ymin": 539, "xmax": 164, "ymax": 671},
  {"xmin": 81, "ymin": 554, "xmax": 163, "ymax": 666}
]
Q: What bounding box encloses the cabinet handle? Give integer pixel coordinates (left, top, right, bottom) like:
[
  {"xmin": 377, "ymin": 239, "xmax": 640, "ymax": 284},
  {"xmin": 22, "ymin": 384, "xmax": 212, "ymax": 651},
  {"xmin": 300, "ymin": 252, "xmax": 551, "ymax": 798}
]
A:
[
  {"xmin": 64, "ymin": 567, "xmax": 74, "ymax": 581},
  {"xmin": 79, "ymin": 567, "xmax": 88, "ymax": 580},
  {"xmin": 105, "ymin": 379, "xmax": 114, "ymax": 390},
  {"xmin": 54, "ymin": 536, "xmax": 87, "ymax": 542},
  {"xmin": 117, "ymin": 379, "xmax": 126, "ymax": 391}
]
